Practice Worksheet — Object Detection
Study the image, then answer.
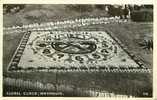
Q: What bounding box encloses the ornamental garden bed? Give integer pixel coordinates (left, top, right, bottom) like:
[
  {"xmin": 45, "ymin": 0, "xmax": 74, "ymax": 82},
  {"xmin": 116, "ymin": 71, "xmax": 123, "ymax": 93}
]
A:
[{"xmin": 8, "ymin": 31, "xmax": 150, "ymax": 73}]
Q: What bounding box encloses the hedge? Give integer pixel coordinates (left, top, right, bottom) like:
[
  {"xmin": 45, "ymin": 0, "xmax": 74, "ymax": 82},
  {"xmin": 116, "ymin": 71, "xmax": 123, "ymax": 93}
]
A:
[{"xmin": 130, "ymin": 10, "xmax": 153, "ymax": 22}]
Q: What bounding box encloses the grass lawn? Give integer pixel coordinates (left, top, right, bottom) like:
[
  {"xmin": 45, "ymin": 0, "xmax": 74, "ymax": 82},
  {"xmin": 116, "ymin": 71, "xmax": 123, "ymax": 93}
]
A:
[{"xmin": 3, "ymin": 5, "xmax": 153, "ymax": 97}]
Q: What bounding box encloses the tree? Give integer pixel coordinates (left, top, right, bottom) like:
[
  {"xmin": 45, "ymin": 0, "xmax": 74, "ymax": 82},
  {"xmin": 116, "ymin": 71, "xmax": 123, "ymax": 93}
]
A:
[{"xmin": 123, "ymin": 5, "xmax": 129, "ymax": 19}]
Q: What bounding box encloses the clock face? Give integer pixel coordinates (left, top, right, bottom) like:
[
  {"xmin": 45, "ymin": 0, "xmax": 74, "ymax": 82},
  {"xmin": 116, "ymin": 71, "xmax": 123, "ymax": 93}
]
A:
[
  {"xmin": 30, "ymin": 31, "xmax": 118, "ymax": 64},
  {"xmin": 9, "ymin": 31, "xmax": 140, "ymax": 71}
]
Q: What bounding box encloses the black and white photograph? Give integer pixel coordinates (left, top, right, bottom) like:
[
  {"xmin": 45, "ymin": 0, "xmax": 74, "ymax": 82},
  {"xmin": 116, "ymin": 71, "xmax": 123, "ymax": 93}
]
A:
[{"xmin": 2, "ymin": 4, "xmax": 153, "ymax": 98}]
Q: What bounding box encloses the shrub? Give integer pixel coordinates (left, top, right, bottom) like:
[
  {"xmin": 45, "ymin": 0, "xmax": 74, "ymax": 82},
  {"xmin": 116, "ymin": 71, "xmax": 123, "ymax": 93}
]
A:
[
  {"xmin": 133, "ymin": 5, "xmax": 141, "ymax": 10},
  {"xmin": 89, "ymin": 67, "xmax": 97, "ymax": 69},
  {"xmin": 70, "ymin": 67, "xmax": 77, "ymax": 70},
  {"xmin": 49, "ymin": 67, "xmax": 56, "ymax": 69},
  {"xmin": 95, "ymin": 5, "xmax": 106, "ymax": 10},
  {"xmin": 26, "ymin": 67, "xmax": 34, "ymax": 70},
  {"xmin": 3, "ymin": 4, "xmax": 25, "ymax": 14},
  {"xmin": 37, "ymin": 67, "xmax": 46, "ymax": 70},
  {"xmin": 99, "ymin": 66, "xmax": 107, "ymax": 69},
  {"xmin": 66, "ymin": 5, "xmax": 94, "ymax": 12},
  {"xmin": 138, "ymin": 39, "xmax": 153, "ymax": 50},
  {"xmin": 143, "ymin": 5, "xmax": 153, "ymax": 9},
  {"xmin": 130, "ymin": 10, "xmax": 153, "ymax": 22},
  {"xmin": 80, "ymin": 66, "xmax": 88, "ymax": 70},
  {"xmin": 108, "ymin": 6, "xmax": 123, "ymax": 18}
]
